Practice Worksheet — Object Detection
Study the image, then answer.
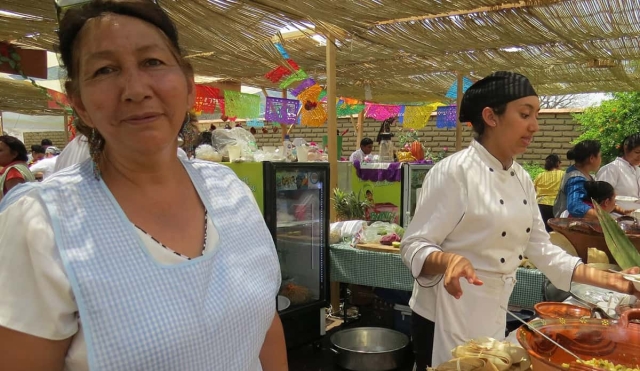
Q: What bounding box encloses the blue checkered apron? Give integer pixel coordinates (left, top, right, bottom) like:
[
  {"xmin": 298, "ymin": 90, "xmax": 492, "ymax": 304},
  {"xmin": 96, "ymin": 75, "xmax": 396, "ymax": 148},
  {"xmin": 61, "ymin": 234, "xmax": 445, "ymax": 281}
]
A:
[{"xmin": 21, "ymin": 160, "xmax": 280, "ymax": 370}]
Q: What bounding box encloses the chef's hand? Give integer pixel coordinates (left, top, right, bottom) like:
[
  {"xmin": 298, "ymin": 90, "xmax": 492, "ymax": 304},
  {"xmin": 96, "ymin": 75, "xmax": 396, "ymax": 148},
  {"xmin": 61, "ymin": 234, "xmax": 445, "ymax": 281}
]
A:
[{"xmin": 444, "ymin": 254, "xmax": 484, "ymax": 300}]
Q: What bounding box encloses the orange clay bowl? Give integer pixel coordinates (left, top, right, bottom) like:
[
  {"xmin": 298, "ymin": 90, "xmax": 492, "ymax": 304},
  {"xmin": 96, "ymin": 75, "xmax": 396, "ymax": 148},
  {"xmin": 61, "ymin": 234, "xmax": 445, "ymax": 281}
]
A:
[
  {"xmin": 534, "ymin": 302, "xmax": 592, "ymax": 320},
  {"xmin": 517, "ymin": 308, "xmax": 640, "ymax": 371}
]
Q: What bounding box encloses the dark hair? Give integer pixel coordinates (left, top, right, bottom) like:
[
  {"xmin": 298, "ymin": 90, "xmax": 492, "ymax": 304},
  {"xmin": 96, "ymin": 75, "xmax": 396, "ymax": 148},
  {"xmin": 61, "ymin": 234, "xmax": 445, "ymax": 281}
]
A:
[
  {"xmin": 583, "ymin": 181, "xmax": 614, "ymax": 204},
  {"xmin": 469, "ymin": 103, "xmax": 507, "ymax": 138},
  {"xmin": 620, "ymin": 133, "xmax": 640, "ymax": 156},
  {"xmin": 58, "ymin": 0, "xmax": 193, "ymax": 140},
  {"xmin": 31, "ymin": 144, "xmax": 46, "ymax": 154},
  {"xmin": 544, "ymin": 154, "xmax": 561, "ymax": 171},
  {"xmin": 567, "ymin": 140, "xmax": 601, "ymax": 164},
  {"xmin": 41, "ymin": 138, "xmax": 53, "ymax": 146},
  {"xmin": 0, "ymin": 135, "xmax": 29, "ymax": 163},
  {"xmin": 360, "ymin": 138, "xmax": 373, "ymax": 146}
]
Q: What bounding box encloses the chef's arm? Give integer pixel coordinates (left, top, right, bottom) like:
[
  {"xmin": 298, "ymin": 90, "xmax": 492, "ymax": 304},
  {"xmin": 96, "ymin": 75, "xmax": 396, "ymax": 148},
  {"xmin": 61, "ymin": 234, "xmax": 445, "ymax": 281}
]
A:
[
  {"xmin": 572, "ymin": 264, "xmax": 639, "ymax": 296},
  {"xmin": 259, "ymin": 312, "xmax": 288, "ymax": 371},
  {"xmin": 0, "ymin": 326, "xmax": 71, "ymax": 371}
]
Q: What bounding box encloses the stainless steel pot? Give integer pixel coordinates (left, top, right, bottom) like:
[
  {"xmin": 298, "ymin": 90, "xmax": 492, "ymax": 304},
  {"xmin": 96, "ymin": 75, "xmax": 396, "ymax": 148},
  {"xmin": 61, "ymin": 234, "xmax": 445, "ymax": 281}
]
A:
[{"xmin": 330, "ymin": 327, "xmax": 409, "ymax": 371}]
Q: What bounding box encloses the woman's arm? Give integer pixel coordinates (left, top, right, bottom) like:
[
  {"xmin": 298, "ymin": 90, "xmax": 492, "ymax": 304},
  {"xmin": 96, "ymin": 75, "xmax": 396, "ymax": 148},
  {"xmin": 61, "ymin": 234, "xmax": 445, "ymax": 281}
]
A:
[
  {"xmin": 573, "ymin": 265, "xmax": 640, "ymax": 298},
  {"xmin": 259, "ymin": 312, "xmax": 288, "ymax": 371},
  {"xmin": 0, "ymin": 326, "xmax": 72, "ymax": 371},
  {"xmin": 565, "ymin": 177, "xmax": 593, "ymax": 218},
  {"xmin": 4, "ymin": 177, "xmax": 25, "ymax": 193}
]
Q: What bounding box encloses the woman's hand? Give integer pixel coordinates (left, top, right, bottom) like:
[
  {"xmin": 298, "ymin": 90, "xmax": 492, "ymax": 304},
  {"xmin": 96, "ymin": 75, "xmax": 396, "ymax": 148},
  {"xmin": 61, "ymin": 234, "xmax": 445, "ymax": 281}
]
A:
[{"xmin": 443, "ymin": 254, "xmax": 484, "ymax": 299}]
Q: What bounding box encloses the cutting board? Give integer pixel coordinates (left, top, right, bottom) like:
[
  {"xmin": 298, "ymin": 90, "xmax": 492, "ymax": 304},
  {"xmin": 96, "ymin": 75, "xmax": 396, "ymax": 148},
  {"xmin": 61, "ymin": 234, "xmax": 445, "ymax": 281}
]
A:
[{"xmin": 356, "ymin": 243, "xmax": 400, "ymax": 254}]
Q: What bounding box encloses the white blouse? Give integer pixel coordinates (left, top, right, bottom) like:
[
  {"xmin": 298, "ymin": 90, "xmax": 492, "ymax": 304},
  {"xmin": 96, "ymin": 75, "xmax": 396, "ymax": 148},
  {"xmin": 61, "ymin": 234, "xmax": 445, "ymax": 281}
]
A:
[
  {"xmin": 596, "ymin": 157, "xmax": 640, "ymax": 198},
  {"xmin": 400, "ymin": 140, "xmax": 581, "ymax": 320},
  {"xmin": 0, "ymin": 185, "xmax": 261, "ymax": 371}
]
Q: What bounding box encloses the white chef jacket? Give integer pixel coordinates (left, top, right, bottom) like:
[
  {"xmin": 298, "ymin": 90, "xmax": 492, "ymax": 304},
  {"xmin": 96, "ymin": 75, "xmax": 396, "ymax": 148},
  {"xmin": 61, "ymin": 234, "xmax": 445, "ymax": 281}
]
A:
[
  {"xmin": 349, "ymin": 149, "xmax": 365, "ymax": 163},
  {"xmin": 29, "ymin": 156, "xmax": 57, "ymax": 180},
  {"xmin": 596, "ymin": 157, "xmax": 640, "ymax": 198},
  {"xmin": 401, "ymin": 140, "xmax": 581, "ymax": 359}
]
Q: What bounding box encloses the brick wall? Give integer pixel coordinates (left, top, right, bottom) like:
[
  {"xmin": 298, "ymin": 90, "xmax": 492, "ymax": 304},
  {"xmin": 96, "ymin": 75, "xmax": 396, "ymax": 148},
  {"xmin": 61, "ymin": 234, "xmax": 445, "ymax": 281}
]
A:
[
  {"xmin": 23, "ymin": 131, "xmax": 69, "ymax": 150},
  {"xmin": 247, "ymin": 109, "xmax": 583, "ymax": 165}
]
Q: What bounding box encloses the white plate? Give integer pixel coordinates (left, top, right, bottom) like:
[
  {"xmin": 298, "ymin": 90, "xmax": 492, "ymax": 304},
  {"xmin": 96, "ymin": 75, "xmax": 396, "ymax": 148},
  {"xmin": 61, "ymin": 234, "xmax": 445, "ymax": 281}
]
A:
[
  {"xmin": 277, "ymin": 295, "xmax": 291, "ymax": 312},
  {"xmin": 616, "ymin": 196, "xmax": 639, "ymax": 202}
]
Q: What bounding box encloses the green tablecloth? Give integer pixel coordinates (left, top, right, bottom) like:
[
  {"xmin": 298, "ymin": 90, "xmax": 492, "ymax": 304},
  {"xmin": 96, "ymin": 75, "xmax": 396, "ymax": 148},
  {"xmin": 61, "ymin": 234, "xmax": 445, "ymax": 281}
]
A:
[{"xmin": 330, "ymin": 243, "xmax": 546, "ymax": 309}]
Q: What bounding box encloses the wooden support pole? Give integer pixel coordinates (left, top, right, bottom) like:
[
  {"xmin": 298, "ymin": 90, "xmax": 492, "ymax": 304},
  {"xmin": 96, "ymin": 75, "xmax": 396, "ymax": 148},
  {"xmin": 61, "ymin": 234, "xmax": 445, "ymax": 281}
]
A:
[
  {"xmin": 455, "ymin": 72, "xmax": 463, "ymax": 151},
  {"xmin": 356, "ymin": 110, "xmax": 364, "ymax": 151},
  {"xmin": 63, "ymin": 111, "xmax": 70, "ymax": 143},
  {"xmin": 281, "ymin": 89, "xmax": 287, "ymax": 140},
  {"xmin": 327, "ymin": 36, "xmax": 341, "ymax": 316},
  {"xmin": 0, "ymin": 111, "xmax": 3, "ymax": 136}
]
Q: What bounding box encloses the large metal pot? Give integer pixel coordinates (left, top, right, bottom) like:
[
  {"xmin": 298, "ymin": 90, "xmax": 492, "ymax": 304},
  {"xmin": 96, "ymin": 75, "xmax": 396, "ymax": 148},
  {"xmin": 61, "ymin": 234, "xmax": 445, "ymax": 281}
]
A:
[
  {"xmin": 330, "ymin": 327, "xmax": 409, "ymax": 371},
  {"xmin": 517, "ymin": 308, "xmax": 640, "ymax": 371}
]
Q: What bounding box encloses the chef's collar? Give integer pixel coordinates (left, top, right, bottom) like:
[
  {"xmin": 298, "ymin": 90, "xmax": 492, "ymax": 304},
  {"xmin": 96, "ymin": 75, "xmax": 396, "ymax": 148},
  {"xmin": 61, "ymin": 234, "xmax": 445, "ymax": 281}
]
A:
[{"xmin": 470, "ymin": 140, "xmax": 514, "ymax": 172}]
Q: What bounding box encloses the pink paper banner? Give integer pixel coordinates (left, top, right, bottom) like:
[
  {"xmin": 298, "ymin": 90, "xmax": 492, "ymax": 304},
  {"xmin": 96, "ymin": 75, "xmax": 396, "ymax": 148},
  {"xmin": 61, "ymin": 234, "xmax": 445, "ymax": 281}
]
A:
[
  {"xmin": 265, "ymin": 97, "xmax": 300, "ymax": 125},
  {"xmin": 365, "ymin": 103, "xmax": 402, "ymax": 121}
]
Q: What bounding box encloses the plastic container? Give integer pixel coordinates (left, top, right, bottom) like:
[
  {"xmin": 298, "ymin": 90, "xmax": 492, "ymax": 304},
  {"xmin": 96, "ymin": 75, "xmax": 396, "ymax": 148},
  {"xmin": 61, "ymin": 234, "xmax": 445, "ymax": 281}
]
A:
[
  {"xmin": 296, "ymin": 145, "xmax": 309, "ymax": 162},
  {"xmin": 227, "ymin": 144, "xmax": 241, "ymax": 162},
  {"xmin": 283, "ymin": 135, "xmax": 293, "ymax": 160},
  {"xmin": 393, "ymin": 304, "xmax": 412, "ymax": 337}
]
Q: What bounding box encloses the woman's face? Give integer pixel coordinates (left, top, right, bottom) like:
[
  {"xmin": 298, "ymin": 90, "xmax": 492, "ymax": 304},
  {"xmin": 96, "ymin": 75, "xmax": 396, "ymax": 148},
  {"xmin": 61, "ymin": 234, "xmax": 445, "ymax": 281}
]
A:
[
  {"xmin": 602, "ymin": 194, "xmax": 616, "ymax": 213},
  {"xmin": 490, "ymin": 96, "xmax": 540, "ymax": 157},
  {"xmin": 624, "ymin": 145, "xmax": 640, "ymax": 166},
  {"xmin": 70, "ymin": 14, "xmax": 195, "ymax": 157},
  {"xmin": 0, "ymin": 142, "xmax": 17, "ymax": 167},
  {"xmin": 589, "ymin": 152, "xmax": 602, "ymax": 171}
]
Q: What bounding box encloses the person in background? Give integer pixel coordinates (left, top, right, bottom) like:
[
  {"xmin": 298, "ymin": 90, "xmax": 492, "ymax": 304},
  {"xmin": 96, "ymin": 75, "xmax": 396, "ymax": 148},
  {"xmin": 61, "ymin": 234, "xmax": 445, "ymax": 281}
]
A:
[
  {"xmin": 400, "ymin": 71, "xmax": 640, "ymax": 368},
  {"xmin": 40, "ymin": 138, "xmax": 53, "ymax": 149},
  {"xmin": 0, "ymin": 135, "xmax": 35, "ymax": 200},
  {"xmin": 29, "ymin": 146, "xmax": 61, "ymax": 180},
  {"xmin": 349, "ymin": 137, "xmax": 374, "ymax": 163},
  {"xmin": 554, "ymin": 140, "xmax": 631, "ymax": 218},
  {"xmin": 596, "ymin": 133, "xmax": 640, "ymax": 199},
  {"xmin": 0, "ymin": 1, "xmax": 286, "ymax": 370},
  {"xmin": 533, "ymin": 154, "xmax": 563, "ymax": 231},
  {"xmin": 570, "ymin": 180, "xmax": 616, "ymax": 219},
  {"xmin": 28, "ymin": 144, "xmax": 46, "ymax": 165}
]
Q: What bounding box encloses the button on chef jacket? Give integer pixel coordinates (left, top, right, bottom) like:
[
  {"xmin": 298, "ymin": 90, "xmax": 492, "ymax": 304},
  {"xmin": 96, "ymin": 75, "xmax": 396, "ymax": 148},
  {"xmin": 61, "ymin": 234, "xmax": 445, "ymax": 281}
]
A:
[
  {"xmin": 401, "ymin": 140, "xmax": 581, "ymax": 360},
  {"xmin": 596, "ymin": 157, "xmax": 640, "ymax": 198}
]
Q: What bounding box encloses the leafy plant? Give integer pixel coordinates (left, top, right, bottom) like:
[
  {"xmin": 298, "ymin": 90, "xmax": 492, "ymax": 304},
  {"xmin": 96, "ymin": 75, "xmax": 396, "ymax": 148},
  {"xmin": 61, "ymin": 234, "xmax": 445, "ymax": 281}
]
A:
[
  {"xmin": 332, "ymin": 188, "xmax": 371, "ymax": 221},
  {"xmin": 424, "ymin": 147, "xmax": 448, "ymax": 163},
  {"xmin": 397, "ymin": 128, "xmax": 420, "ymax": 149},
  {"xmin": 573, "ymin": 92, "xmax": 640, "ymax": 164},
  {"xmin": 521, "ymin": 162, "xmax": 545, "ymax": 180},
  {"xmin": 593, "ymin": 200, "xmax": 640, "ymax": 268}
]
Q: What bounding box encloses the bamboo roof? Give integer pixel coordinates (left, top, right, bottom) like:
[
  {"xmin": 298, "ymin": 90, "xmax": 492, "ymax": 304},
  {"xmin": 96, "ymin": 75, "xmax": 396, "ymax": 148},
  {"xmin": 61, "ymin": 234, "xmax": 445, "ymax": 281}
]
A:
[
  {"xmin": 0, "ymin": 78, "xmax": 58, "ymax": 115},
  {"xmin": 1, "ymin": 0, "xmax": 639, "ymax": 105}
]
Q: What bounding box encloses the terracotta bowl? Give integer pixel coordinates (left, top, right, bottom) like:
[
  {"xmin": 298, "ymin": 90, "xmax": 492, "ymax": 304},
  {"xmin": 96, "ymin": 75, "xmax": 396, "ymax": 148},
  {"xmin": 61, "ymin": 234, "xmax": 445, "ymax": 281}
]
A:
[
  {"xmin": 518, "ymin": 309, "xmax": 640, "ymax": 371},
  {"xmin": 534, "ymin": 302, "xmax": 591, "ymax": 320}
]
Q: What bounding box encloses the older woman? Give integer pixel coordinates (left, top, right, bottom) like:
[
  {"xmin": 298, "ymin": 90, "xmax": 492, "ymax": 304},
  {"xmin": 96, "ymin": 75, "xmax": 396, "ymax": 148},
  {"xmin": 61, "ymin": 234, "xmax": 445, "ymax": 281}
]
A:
[
  {"xmin": 401, "ymin": 71, "xmax": 640, "ymax": 368},
  {"xmin": 597, "ymin": 133, "xmax": 640, "ymax": 199},
  {"xmin": 0, "ymin": 135, "xmax": 35, "ymax": 200},
  {"xmin": 0, "ymin": 1, "xmax": 286, "ymax": 370}
]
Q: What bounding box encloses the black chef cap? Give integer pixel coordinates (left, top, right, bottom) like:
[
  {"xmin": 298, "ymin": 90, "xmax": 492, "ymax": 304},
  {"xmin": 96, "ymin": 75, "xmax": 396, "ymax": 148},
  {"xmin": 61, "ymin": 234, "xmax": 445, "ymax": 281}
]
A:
[{"xmin": 459, "ymin": 71, "xmax": 537, "ymax": 123}]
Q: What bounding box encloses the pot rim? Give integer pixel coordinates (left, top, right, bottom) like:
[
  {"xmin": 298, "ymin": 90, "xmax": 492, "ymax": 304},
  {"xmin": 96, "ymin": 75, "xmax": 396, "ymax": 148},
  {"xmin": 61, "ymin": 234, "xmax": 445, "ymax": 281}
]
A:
[{"xmin": 330, "ymin": 327, "xmax": 409, "ymax": 354}]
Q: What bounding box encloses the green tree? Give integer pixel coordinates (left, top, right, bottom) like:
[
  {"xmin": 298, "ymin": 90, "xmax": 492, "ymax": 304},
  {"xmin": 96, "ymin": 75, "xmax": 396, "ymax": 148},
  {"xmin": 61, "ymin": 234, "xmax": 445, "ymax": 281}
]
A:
[{"xmin": 573, "ymin": 92, "xmax": 640, "ymax": 164}]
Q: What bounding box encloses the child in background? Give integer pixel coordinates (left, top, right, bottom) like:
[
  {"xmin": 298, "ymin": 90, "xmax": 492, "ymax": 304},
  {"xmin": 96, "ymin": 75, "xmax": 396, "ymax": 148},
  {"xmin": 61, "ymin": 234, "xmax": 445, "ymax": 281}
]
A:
[{"xmin": 572, "ymin": 181, "xmax": 616, "ymax": 219}]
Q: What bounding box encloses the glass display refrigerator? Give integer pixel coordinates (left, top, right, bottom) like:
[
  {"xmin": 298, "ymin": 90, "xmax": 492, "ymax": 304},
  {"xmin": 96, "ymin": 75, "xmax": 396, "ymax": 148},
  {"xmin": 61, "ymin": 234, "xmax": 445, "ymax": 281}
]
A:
[
  {"xmin": 224, "ymin": 162, "xmax": 330, "ymax": 349},
  {"xmin": 401, "ymin": 163, "xmax": 433, "ymax": 228}
]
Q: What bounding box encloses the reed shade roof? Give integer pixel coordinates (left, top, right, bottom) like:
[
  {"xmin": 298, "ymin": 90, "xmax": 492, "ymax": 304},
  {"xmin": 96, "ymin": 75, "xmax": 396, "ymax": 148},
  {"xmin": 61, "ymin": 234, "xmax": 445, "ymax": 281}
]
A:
[
  {"xmin": 0, "ymin": 78, "xmax": 58, "ymax": 115},
  {"xmin": 0, "ymin": 0, "xmax": 639, "ymax": 104}
]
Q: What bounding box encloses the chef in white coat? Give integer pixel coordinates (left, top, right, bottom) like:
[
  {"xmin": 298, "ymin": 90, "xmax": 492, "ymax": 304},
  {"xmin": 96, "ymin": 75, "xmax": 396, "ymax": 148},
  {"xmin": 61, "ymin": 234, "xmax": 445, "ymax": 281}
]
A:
[
  {"xmin": 596, "ymin": 133, "xmax": 640, "ymax": 199},
  {"xmin": 400, "ymin": 71, "xmax": 640, "ymax": 369}
]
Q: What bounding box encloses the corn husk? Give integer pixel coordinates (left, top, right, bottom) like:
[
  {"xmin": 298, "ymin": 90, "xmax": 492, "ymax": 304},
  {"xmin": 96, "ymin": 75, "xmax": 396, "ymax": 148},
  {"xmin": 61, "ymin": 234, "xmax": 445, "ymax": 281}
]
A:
[
  {"xmin": 593, "ymin": 200, "xmax": 640, "ymax": 269},
  {"xmin": 434, "ymin": 357, "xmax": 500, "ymax": 371}
]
